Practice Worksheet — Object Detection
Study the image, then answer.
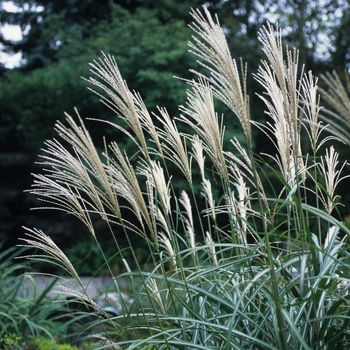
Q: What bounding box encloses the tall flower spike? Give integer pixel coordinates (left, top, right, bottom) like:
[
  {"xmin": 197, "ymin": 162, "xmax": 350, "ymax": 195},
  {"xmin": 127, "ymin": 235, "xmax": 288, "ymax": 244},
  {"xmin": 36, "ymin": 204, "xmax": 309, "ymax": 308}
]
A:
[
  {"xmin": 179, "ymin": 191, "xmax": 195, "ymax": 250},
  {"xmin": 191, "ymin": 135, "xmax": 205, "ymax": 180},
  {"xmin": 146, "ymin": 278, "xmax": 166, "ymax": 315},
  {"xmin": 233, "ymin": 166, "xmax": 250, "ymax": 240},
  {"xmin": 319, "ymin": 70, "xmax": 350, "ymax": 144},
  {"xmin": 20, "ymin": 228, "xmax": 84, "ymax": 287},
  {"xmin": 179, "ymin": 80, "xmax": 228, "ymax": 182},
  {"xmin": 201, "ymin": 178, "xmax": 216, "ymax": 220},
  {"xmin": 138, "ymin": 160, "xmax": 171, "ymax": 215},
  {"xmin": 318, "ymin": 146, "xmax": 349, "ymax": 214},
  {"xmin": 257, "ymin": 23, "xmax": 285, "ymax": 93},
  {"xmin": 226, "ymin": 138, "xmax": 268, "ymax": 209},
  {"xmin": 30, "ymin": 114, "xmax": 122, "ymax": 233},
  {"xmin": 320, "ymin": 71, "xmax": 350, "ymax": 123},
  {"xmin": 30, "ymin": 171, "xmax": 96, "ymax": 237},
  {"xmin": 87, "ymin": 52, "xmax": 150, "ymax": 160},
  {"xmin": 299, "ymin": 71, "xmax": 334, "ymax": 152},
  {"xmin": 133, "ymin": 91, "xmax": 163, "ymax": 157},
  {"xmin": 256, "ymin": 23, "xmax": 304, "ymax": 186},
  {"xmin": 155, "ymin": 208, "xmax": 171, "ymax": 240},
  {"xmin": 189, "ymin": 6, "xmax": 251, "ymax": 144},
  {"xmin": 159, "ymin": 232, "xmax": 176, "ymax": 267},
  {"xmin": 146, "ymin": 177, "xmax": 158, "ymax": 246},
  {"xmin": 58, "ymin": 113, "xmax": 121, "ymax": 218},
  {"xmin": 108, "ymin": 142, "xmax": 157, "ymax": 240},
  {"xmin": 154, "ymin": 107, "xmax": 192, "ymax": 185}
]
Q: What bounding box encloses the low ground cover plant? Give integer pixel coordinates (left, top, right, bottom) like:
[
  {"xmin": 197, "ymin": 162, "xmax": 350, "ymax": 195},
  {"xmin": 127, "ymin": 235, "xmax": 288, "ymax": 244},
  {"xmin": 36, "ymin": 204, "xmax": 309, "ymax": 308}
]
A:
[
  {"xmin": 20, "ymin": 6, "xmax": 350, "ymax": 349},
  {"xmin": 0, "ymin": 245, "xmax": 76, "ymax": 349}
]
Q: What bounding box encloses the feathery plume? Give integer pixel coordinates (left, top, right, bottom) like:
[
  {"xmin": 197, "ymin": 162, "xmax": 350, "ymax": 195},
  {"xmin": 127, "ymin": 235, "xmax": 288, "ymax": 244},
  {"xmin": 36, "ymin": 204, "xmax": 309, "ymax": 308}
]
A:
[
  {"xmin": 154, "ymin": 107, "xmax": 192, "ymax": 185},
  {"xmin": 20, "ymin": 228, "xmax": 85, "ymax": 288},
  {"xmin": 318, "ymin": 146, "xmax": 349, "ymax": 214},
  {"xmin": 30, "ymin": 172, "xmax": 96, "ymax": 237},
  {"xmin": 202, "ymin": 178, "xmax": 216, "ymax": 220},
  {"xmin": 35, "ymin": 113, "xmax": 121, "ymax": 222},
  {"xmin": 319, "ymin": 70, "xmax": 350, "ymax": 144},
  {"xmin": 205, "ymin": 231, "xmax": 218, "ymax": 266},
  {"xmin": 189, "ymin": 6, "xmax": 251, "ymax": 144},
  {"xmin": 108, "ymin": 142, "xmax": 156, "ymax": 239},
  {"xmin": 300, "ymin": 71, "xmax": 323, "ymax": 151},
  {"xmin": 300, "ymin": 71, "xmax": 338, "ymax": 153},
  {"xmin": 226, "ymin": 138, "xmax": 268, "ymax": 208},
  {"xmin": 54, "ymin": 285, "xmax": 114, "ymax": 323},
  {"xmin": 133, "ymin": 91, "xmax": 163, "ymax": 156},
  {"xmin": 255, "ymin": 23, "xmax": 304, "ymax": 186},
  {"xmin": 158, "ymin": 232, "xmax": 176, "ymax": 267},
  {"xmin": 145, "ymin": 177, "xmax": 158, "ymax": 246},
  {"xmin": 233, "ymin": 168, "xmax": 250, "ymax": 241},
  {"xmin": 138, "ymin": 160, "xmax": 171, "ymax": 215},
  {"xmin": 179, "ymin": 80, "xmax": 228, "ymax": 182},
  {"xmin": 179, "ymin": 191, "xmax": 195, "ymax": 250},
  {"xmin": 155, "ymin": 208, "xmax": 171, "ymax": 240},
  {"xmin": 146, "ymin": 278, "xmax": 166, "ymax": 315},
  {"xmin": 191, "ymin": 135, "xmax": 205, "ymax": 179},
  {"xmin": 320, "ymin": 71, "xmax": 350, "ymax": 122},
  {"xmin": 87, "ymin": 52, "xmax": 150, "ymax": 159}
]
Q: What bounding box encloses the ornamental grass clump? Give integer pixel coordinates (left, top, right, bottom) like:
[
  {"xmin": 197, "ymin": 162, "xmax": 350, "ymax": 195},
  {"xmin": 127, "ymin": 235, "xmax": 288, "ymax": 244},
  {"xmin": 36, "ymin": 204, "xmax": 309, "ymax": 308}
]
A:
[
  {"xmin": 21, "ymin": 6, "xmax": 350, "ymax": 349},
  {"xmin": 0, "ymin": 245, "xmax": 74, "ymax": 349}
]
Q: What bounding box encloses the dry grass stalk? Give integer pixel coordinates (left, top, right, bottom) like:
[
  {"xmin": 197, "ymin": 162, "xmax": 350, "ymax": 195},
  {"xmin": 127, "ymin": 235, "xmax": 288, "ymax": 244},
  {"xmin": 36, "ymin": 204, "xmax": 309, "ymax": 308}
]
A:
[
  {"xmin": 255, "ymin": 23, "xmax": 304, "ymax": 185},
  {"xmin": 107, "ymin": 142, "xmax": 157, "ymax": 240},
  {"xmin": 179, "ymin": 191, "xmax": 196, "ymax": 250},
  {"xmin": 319, "ymin": 70, "xmax": 350, "ymax": 144},
  {"xmin": 320, "ymin": 71, "xmax": 350, "ymax": 122},
  {"xmin": 154, "ymin": 107, "xmax": 192, "ymax": 185},
  {"xmin": 19, "ymin": 228, "xmax": 88, "ymax": 297},
  {"xmin": 318, "ymin": 146, "xmax": 349, "ymax": 214},
  {"xmin": 146, "ymin": 278, "xmax": 167, "ymax": 315},
  {"xmin": 87, "ymin": 53, "xmax": 150, "ymax": 160},
  {"xmin": 188, "ymin": 6, "xmax": 251, "ymax": 144},
  {"xmin": 179, "ymin": 80, "xmax": 228, "ymax": 182}
]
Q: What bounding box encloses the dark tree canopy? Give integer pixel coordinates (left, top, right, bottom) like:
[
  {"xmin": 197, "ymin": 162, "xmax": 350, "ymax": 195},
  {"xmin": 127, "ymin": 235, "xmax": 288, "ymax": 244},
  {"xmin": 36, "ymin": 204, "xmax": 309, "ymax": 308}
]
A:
[
  {"xmin": 331, "ymin": 5, "xmax": 350, "ymax": 70},
  {"xmin": 1, "ymin": 0, "xmax": 124, "ymax": 69},
  {"xmin": 0, "ymin": 3, "xmax": 202, "ymax": 154},
  {"xmin": 0, "ymin": 0, "xmax": 222, "ymax": 70}
]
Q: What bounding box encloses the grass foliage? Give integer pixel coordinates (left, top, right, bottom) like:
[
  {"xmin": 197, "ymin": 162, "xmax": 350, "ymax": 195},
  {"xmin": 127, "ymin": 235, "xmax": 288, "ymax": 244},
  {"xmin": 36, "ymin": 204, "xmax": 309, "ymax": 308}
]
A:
[
  {"xmin": 0, "ymin": 246, "xmax": 72, "ymax": 349},
  {"xmin": 20, "ymin": 6, "xmax": 350, "ymax": 349}
]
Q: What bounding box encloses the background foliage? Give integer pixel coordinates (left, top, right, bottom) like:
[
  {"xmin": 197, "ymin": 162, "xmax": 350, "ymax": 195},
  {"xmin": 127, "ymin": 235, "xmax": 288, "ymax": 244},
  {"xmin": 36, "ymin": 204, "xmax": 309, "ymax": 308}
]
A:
[{"xmin": 1, "ymin": 0, "xmax": 349, "ymax": 154}]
